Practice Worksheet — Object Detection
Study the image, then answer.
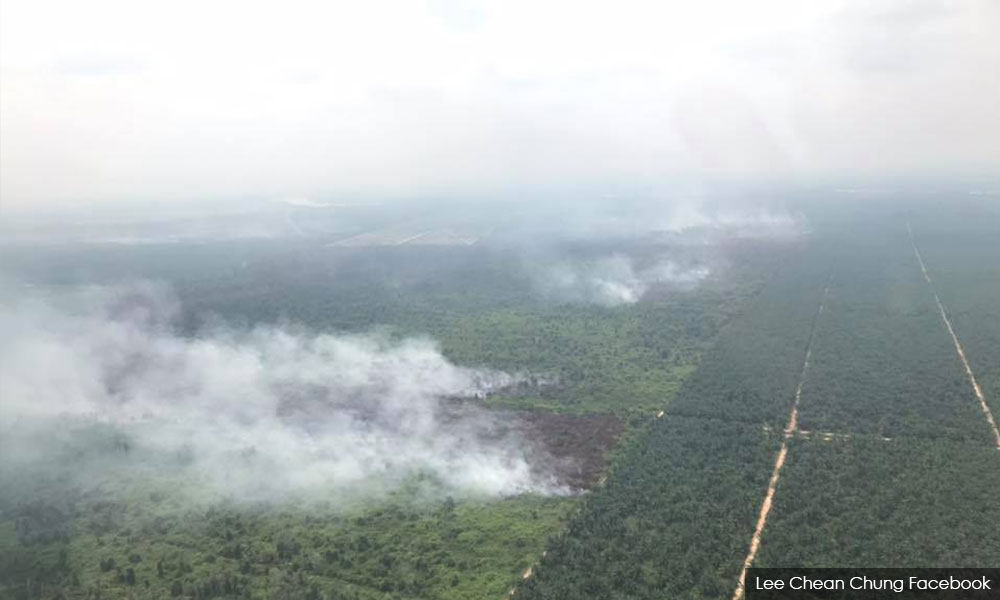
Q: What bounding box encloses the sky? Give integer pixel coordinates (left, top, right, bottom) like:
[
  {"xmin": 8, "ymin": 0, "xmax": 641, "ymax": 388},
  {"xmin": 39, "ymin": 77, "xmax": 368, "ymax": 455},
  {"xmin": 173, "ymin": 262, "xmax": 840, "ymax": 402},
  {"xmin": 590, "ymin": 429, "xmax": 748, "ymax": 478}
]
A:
[{"xmin": 1, "ymin": 0, "xmax": 998, "ymax": 212}]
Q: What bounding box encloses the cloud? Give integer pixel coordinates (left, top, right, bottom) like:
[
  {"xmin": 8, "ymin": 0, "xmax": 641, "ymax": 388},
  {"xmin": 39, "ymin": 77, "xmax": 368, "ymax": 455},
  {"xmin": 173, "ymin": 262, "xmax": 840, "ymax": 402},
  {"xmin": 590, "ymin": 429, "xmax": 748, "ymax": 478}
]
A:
[{"xmin": 0, "ymin": 283, "xmax": 564, "ymax": 505}]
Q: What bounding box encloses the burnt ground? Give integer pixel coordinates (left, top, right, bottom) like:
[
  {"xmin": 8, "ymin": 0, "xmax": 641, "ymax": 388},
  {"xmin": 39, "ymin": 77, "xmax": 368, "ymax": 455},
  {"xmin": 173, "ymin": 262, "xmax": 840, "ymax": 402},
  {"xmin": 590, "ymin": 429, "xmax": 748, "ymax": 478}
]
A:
[
  {"xmin": 515, "ymin": 410, "xmax": 624, "ymax": 491},
  {"xmin": 433, "ymin": 398, "xmax": 626, "ymax": 492}
]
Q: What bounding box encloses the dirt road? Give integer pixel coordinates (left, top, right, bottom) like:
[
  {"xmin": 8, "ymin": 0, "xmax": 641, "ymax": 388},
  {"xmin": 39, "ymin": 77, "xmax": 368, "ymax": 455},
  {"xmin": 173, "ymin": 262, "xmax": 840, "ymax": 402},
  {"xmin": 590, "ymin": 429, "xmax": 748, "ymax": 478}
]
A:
[
  {"xmin": 731, "ymin": 281, "xmax": 830, "ymax": 600},
  {"xmin": 907, "ymin": 222, "xmax": 1000, "ymax": 450}
]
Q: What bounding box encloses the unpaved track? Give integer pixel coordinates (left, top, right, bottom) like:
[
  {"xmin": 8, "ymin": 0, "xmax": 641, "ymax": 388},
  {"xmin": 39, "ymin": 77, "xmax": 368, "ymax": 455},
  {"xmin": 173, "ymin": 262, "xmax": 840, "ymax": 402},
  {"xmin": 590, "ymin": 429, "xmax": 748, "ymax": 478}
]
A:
[
  {"xmin": 731, "ymin": 281, "xmax": 831, "ymax": 600},
  {"xmin": 907, "ymin": 222, "xmax": 1000, "ymax": 450},
  {"xmin": 795, "ymin": 429, "xmax": 893, "ymax": 443},
  {"xmin": 395, "ymin": 231, "xmax": 430, "ymax": 245}
]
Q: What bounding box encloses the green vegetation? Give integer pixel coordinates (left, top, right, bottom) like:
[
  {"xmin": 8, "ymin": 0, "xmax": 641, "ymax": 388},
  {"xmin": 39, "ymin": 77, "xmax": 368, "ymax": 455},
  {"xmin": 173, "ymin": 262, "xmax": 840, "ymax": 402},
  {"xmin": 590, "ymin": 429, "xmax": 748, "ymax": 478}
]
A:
[
  {"xmin": 518, "ymin": 244, "xmax": 828, "ymax": 599},
  {"xmin": 796, "ymin": 230, "xmax": 995, "ymax": 444},
  {"xmin": 517, "ymin": 208, "xmax": 1000, "ymax": 597},
  {"xmin": 757, "ymin": 436, "xmax": 1000, "ymax": 566},
  {"xmin": 908, "ymin": 215, "xmax": 1000, "ymax": 421},
  {"xmin": 519, "ymin": 419, "xmax": 781, "ymax": 600},
  {"xmin": 1, "ymin": 489, "xmax": 578, "ymax": 600},
  {"xmin": 172, "ymin": 248, "xmax": 755, "ymax": 417},
  {"xmin": 8, "ymin": 203, "xmax": 998, "ymax": 600},
  {"xmin": 664, "ymin": 243, "xmax": 830, "ymax": 425},
  {"xmin": 754, "ymin": 215, "xmax": 1000, "ymax": 568},
  {"xmin": 0, "ymin": 243, "xmax": 757, "ymax": 418},
  {"xmin": 0, "ymin": 236, "xmax": 770, "ymax": 599}
]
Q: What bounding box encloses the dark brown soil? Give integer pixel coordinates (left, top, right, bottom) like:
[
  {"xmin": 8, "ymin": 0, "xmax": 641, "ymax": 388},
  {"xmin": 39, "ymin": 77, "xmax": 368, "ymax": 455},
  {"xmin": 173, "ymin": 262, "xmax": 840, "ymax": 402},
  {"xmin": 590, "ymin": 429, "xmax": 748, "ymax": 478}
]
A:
[
  {"xmin": 515, "ymin": 410, "xmax": 624, "ymax": 491},
  {"xmin": 436, "ymin": 398, "xmax": 625, "ymax": 492}
]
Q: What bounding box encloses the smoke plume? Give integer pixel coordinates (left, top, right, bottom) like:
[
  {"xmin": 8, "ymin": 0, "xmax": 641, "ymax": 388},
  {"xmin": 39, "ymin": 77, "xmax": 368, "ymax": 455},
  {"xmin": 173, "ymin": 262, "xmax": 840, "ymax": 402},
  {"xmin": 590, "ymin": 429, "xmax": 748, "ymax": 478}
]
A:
[
  {"xmin": 536, "ymin": 255, "xmax": 710, "ymax": 306},
  {"xmin": 0, "ymin": 284, "xmax": 564, "ymax": 506}
]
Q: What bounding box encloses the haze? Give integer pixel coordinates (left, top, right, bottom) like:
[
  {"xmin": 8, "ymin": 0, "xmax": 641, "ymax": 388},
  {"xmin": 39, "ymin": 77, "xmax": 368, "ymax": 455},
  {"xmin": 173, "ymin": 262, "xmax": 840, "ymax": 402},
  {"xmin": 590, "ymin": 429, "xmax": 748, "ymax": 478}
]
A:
[{"xmin": 2, "ymin": 0, "xmax": 999, "ymax": 213}]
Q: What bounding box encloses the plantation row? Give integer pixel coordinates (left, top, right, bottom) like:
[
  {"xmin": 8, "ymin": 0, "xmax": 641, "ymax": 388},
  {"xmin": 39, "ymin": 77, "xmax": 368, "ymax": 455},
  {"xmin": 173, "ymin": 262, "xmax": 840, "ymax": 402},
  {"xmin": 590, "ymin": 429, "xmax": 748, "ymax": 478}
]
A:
[
  {"xmin": 796, "ymin": 228, "xmax": 995, "ymax": 445},
  {"xmin": 518, "ymin": 419, "xmax": 783, "ymax": 599},
  {"xmin": 663, "ymin": 242, "xmax": 832, "ymax": 425},
  {"xmin": 519, "ymin": 215, "xmax": 1000, "ymax": 597},
  {"xmin": 0, "ymin": 237, "xmax": 774, "ymax": 600},
  {"xmin": 909, "ymin": 214, "xmax": 1000, "ymax": 423},
  {"xmin": 756, "ymin": 218, "xmax": 1000, "ymax": 567},
  {"xmin": 757, "ymin": 435, "xmax": 1000, "ymax": 567},
  {"xmin": 519, "ymin": 242, "xmax": 831, "ymax": 599}
]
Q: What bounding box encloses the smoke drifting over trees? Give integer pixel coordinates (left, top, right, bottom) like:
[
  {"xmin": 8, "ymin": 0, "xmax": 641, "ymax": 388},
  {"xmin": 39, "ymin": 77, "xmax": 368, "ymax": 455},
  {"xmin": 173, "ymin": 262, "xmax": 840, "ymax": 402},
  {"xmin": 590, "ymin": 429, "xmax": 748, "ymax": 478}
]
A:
[
  {"xmin": 535, "ymin": 256, "xmax": 710, "ymax": 306},
  {"xmin": 519, "ymin": 202, "xmax": 805, "ymax": 305},
  {"xmin": 0, "ymin": 284, "xmax": 565, "ymax": 505}
]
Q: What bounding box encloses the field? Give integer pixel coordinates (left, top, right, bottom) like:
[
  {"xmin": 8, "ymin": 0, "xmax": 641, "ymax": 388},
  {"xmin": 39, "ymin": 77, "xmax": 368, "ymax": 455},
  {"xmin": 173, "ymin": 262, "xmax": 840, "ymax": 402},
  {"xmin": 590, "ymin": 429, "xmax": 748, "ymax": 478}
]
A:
[
  {"xmin": 907, "ymin": 212, "xmax": 1000, "ymax": 424},
  {"xmin": 753, "ymin": 210, "xmax": 1000, "ymax": 568},
  {"xmin": 3, "ymin": 197, "xmax": 999, "ymax": 600},
  {"xmin": 795, "ymin": 227, "xmax": 994, "ymax": 444},
  {"xmin": 757, "ymin": 435, "xmax": 1000, "ymax": 567},
  {"xmin": 2, "ymin": 0, "xmax": 997, "ymax": 596},
  {"xmin": 0, "ymin": 224, "xmax": 773, "ymax": 600},
  {"xmin": 516, "ymin": 199, "xmax": 1000, "ymax": 599},
  {"xmin": 518, "ymin": 236, "xmax": 831, "ymax": 599},
  {"xmin": 2, "ymin": 489, "xmax": 578, "ymax": 600},
  {"xmin": 518, "ymin": 418, "xmax": 784, "ymax": 600}
]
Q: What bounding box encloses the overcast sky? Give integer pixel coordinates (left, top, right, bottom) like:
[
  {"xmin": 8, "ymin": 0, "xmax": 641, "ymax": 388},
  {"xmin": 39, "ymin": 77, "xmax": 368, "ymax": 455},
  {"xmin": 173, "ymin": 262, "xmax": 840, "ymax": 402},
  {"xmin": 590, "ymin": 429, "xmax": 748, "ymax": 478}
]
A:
[{"xmin": 1, "ymin": 0, "xmax": 998, "ymax": 212}]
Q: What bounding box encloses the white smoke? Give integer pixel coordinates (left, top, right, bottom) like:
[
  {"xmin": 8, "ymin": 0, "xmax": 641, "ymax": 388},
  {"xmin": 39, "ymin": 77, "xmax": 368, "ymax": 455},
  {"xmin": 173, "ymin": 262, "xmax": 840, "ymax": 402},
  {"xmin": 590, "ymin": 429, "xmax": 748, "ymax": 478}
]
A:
[
  {"xmin": 0, "ymin": 284, "xmax": 564, "ymax": 504},
  {"xmin": 650, "ymin": 202, "xmax": 807, "ymax": 237},
  {"xmin": 538, "ymin": 255, "xmax": 710, "ymax": 306},
  {"xmin": 519, "ymin": 199, "xmax": 804, "ymax": 305}
]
